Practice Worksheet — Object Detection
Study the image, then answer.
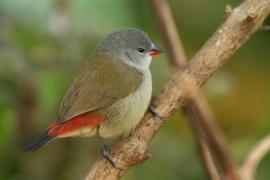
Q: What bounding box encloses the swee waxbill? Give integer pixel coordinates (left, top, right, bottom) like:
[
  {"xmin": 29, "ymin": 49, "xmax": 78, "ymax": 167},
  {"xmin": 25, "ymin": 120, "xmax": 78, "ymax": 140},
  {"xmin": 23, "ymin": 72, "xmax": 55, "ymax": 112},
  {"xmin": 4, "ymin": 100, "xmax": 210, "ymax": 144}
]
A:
[{"xmin": 21, "ymin": 28, "xmax": 161, "ymax": 166}]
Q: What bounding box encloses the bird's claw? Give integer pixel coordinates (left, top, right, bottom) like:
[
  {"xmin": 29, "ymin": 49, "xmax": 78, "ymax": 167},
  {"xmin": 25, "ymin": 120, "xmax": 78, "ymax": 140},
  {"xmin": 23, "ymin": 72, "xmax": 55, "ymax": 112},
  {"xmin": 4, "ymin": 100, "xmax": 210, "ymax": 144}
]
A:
[
  {"xmin": 148, "ymin": 105, "xmax": 164, "ymax": 120},
  {"xmin": 101, "ymin": 144, "xmax": 119, "ymax": 169}
]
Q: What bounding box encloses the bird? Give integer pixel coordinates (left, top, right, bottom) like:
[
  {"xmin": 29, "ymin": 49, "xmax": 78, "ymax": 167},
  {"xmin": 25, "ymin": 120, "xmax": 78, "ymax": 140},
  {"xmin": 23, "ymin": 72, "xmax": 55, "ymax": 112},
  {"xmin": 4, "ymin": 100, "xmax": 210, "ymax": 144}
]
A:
[{"xmin": 21, "ymin": 28, "xmax": 161, "ymax": 166}]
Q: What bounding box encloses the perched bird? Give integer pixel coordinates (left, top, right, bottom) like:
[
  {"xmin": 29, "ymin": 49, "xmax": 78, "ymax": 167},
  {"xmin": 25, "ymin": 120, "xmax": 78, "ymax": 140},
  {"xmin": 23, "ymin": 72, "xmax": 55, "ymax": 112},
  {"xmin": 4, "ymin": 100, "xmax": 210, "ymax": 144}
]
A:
[{"xmin": 21, "ymin": 28, "xmax": 161, "ymax": 166}]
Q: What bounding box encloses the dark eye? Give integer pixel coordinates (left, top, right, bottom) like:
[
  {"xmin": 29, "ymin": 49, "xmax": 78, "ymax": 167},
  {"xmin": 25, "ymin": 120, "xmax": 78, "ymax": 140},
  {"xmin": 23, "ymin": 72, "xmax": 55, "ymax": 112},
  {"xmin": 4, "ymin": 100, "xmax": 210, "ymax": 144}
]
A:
[{"xmin": 137, "ymin": 48, "xmax": 145, "ymax": 53}]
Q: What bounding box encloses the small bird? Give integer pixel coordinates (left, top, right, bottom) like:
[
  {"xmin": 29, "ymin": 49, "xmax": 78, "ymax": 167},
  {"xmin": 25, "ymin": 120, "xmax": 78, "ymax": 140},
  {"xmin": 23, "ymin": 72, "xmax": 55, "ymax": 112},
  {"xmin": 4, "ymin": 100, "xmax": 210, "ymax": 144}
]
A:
[{"xmin": 21, "ymin": 28, "xmax": 161, "ymax": 166}]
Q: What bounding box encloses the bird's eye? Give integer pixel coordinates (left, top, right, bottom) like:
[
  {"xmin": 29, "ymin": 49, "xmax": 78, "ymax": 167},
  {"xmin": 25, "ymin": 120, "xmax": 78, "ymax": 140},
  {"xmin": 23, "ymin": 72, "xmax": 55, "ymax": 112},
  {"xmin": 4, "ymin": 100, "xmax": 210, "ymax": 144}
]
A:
[{"xmin": 137, "ymin": 48, "xmax": 145, "ymax": 53}]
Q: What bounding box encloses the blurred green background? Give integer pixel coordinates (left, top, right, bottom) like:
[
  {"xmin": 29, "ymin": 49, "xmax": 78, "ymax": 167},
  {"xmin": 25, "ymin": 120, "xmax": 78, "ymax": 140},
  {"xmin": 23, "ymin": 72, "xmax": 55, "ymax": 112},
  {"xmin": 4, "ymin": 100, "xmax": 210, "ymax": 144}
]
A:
[{"xmin": 1, "ymin": 0, "xmax": 270, "ymax": 179}]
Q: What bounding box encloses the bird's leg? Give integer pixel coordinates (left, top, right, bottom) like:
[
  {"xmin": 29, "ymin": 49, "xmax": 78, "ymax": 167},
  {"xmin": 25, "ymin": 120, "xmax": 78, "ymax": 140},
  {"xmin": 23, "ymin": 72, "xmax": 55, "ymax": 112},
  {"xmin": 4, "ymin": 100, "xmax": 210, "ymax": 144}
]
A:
[
  {"xmin": 148, "ymin": 104, "xmax": 164, "ymax": 120},
  {"xmin": 97, "ymin": 126, "xmax": 117, "ymax": 168}
]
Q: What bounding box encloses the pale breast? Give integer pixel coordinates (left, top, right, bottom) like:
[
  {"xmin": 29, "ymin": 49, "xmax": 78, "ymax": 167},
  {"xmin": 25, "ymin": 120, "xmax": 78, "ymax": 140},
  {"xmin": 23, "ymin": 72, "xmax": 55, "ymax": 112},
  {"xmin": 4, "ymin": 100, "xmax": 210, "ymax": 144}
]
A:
[{"xmin": 99, "ymin": 70, "xmax": 152, "ymax": 138}]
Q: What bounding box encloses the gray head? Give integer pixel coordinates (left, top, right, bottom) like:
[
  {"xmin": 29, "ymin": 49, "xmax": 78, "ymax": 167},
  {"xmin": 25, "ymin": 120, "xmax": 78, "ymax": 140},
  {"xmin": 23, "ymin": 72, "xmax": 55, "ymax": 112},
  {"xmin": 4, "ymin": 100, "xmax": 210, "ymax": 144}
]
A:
[{"xmin": 96, "ymin": 28, "xmax": 161, "ymax": 69}]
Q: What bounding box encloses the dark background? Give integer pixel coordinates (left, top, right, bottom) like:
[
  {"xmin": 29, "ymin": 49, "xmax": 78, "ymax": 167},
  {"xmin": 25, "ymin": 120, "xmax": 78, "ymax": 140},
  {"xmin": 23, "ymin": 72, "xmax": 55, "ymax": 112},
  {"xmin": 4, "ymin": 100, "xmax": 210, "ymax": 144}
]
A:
[{"xmin": 0, "ymin": 0, "xmax": 270, "ymax": 179}]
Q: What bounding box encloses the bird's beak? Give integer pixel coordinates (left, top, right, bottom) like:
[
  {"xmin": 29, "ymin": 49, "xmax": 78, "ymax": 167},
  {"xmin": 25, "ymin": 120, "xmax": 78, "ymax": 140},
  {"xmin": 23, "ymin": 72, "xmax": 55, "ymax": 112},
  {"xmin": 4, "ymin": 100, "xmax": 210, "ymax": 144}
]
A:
[{"xmin": 148, "ymin": 43, "xmax": 162, "ymax": 56}]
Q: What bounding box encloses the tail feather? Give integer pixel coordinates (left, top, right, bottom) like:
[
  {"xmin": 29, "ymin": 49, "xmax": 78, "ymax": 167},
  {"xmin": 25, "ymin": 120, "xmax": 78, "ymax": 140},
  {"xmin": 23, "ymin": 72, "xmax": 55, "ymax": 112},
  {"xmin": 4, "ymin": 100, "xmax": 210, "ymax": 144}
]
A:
[{"xmin": 21, "ymin": 130, "xmax": 56, "ymax": 151}]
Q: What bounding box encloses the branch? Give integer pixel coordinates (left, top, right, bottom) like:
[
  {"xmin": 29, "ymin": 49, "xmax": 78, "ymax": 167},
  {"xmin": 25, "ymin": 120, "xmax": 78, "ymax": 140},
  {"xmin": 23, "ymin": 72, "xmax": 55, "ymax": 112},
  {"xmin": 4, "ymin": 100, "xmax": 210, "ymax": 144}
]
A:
[
  {"xmin": 240, "ymin": 134, "xmax": 270, "ymax": 180},
  {"xmin": 149, "ymin": 0, "xmax": 223, "ymax": 179},
  {"xmin": 85, "ymin": 0, "xmax": 270, "ymax": 179}
]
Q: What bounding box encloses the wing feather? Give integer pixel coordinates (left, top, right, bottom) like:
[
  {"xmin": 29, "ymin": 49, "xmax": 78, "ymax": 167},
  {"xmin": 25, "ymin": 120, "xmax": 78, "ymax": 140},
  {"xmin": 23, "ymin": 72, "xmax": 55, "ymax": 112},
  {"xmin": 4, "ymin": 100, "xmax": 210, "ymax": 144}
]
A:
[{"xmin": 57, "ymin": 56, "xmax": 143, "ymax": 123}]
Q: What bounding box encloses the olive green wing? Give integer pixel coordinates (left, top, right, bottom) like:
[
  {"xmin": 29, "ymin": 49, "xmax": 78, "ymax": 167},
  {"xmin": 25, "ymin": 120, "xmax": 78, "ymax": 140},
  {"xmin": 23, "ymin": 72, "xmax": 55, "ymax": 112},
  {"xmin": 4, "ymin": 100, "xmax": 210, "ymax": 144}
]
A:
[{"xmin": 57, "ymin": 59, "xmax": 143, "ymax": 123}]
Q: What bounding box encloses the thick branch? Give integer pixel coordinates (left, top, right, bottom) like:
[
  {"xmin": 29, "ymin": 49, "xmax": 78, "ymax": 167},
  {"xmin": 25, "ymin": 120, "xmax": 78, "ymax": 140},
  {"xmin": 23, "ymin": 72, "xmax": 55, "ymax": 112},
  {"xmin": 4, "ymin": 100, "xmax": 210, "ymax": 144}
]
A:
[
  {"xmin": 149, "ymin": 0, "xmax": 239, "ymax": 179},
  {"xmin": 149, "ymin": 0, "xmax": 222, "ymax": 179},
  {"xmin": 85, "ymin": 0, "xmax": 270, "ymax": 179}
]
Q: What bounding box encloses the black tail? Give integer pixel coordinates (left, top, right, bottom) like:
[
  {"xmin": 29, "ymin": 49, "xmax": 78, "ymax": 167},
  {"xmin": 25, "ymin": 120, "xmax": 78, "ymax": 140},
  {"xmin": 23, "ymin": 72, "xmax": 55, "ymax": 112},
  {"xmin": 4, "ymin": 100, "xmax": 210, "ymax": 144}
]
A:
[{"xmin": 21, "ymin": 130, "xmax": 56, "ymax": 151}]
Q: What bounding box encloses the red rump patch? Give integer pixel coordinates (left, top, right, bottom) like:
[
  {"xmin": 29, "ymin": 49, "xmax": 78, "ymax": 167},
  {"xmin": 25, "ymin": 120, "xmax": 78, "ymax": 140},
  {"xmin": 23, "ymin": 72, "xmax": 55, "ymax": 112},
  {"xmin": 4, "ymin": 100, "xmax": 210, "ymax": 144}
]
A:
[{"xmin": 48, "ymin": 112, "xmax": 104, "ymax": 136}]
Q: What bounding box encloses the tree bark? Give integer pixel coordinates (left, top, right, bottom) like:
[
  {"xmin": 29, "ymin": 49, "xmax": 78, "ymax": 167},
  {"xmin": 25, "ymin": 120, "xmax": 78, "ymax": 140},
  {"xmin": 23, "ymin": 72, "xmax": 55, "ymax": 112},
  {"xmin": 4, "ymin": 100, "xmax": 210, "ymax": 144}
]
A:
[{"xmin": 150, "ymin": 0, "xmax": 237, "ymax": 179}]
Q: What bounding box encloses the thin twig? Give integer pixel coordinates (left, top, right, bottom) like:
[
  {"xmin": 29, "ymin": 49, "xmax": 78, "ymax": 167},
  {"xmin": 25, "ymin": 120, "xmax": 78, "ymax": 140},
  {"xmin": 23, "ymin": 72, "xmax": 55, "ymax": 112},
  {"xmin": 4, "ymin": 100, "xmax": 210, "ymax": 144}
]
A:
[
  {"xmin": 186, "ymin": 91, "xmax": 238, "ymax": 180},
  {"xmin": 240, "ymin": 134, "xmax": 270, "ymax": 180},
  {"xmin": 84, "ymin": 0, "xmax": 270, "ymax": 179},
  {"xmin": 260, "ymin": 25, "xmax": 270, "ymax": 31},
  {"xmin": 199, "ymin": 138, "xmax": 221, "ymax": 180},
  {"xmin": 149, "ymin": 0, "xmax": 187, "ymax": 68},
  {"xmin": 149, "ymin": 0, "xmax": 222, "ymax": 179},
  {"xmin": 184, "ymin": 96, "xmax": 221, "ymax": 180}
]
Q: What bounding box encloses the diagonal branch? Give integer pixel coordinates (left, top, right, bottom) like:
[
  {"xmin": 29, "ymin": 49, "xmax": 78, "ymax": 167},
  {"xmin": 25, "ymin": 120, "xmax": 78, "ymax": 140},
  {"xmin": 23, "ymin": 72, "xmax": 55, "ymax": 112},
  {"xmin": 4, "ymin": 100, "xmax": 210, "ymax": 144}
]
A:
[
  {"xmin": 149, "ymin": 0, "xmax": 222, "ymax": 179},
  {"xmin": 149, "ymin": 0, "xmax": 237, "ymax": 179},
  {"xmin": 85, "ymin": 0, "xmax": 270, "ymax": 179}
]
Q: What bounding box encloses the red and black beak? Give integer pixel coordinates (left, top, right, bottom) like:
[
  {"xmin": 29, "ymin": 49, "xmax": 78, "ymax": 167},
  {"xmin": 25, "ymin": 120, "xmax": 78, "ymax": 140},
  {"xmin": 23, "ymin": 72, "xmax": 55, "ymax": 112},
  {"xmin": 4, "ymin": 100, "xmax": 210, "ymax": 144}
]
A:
[{"xmin": 148, "ymin": 43, "xmax": 162, "ymax": 56}]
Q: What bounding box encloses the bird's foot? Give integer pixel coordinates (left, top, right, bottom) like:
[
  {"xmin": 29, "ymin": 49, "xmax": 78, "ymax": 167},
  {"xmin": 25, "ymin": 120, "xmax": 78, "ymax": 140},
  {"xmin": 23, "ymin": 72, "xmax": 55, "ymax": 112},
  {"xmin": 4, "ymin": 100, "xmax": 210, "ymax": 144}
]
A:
[
  {"xmin": 148, "ymin": 105, "xmax": 165, "ymax": 120},
  {"xmin": 97, "ymin": 126, "xmax": 121, "ymax": 170},
  {"xmin": 100, "ymin": 144, "xmax": 119, "ymax": 169}
]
